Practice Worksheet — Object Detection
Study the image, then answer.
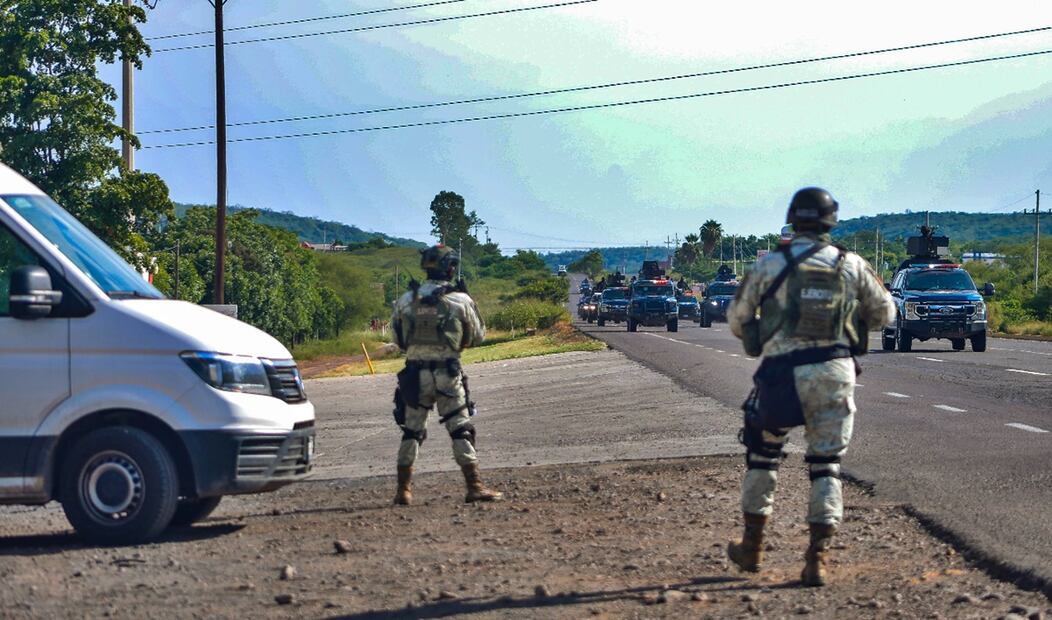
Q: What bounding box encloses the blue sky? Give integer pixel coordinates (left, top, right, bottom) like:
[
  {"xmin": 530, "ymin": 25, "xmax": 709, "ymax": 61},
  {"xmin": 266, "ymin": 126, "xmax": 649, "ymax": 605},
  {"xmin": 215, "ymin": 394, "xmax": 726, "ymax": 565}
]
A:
[{"xmin": 102, "ymin": 0, "xmax": 1052, "ymax": 249}]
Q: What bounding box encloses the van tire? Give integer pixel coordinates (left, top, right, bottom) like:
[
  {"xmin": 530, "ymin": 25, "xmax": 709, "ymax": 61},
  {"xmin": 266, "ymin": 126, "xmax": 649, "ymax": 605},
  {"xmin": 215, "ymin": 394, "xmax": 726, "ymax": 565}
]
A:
[
  {"xmin": 597, "ymin": 317, "xmax": 605, "ymax": 327},
  {"xmin": 895, "ymin": 321, "xmax": 913, "ymax": 352},
  {"xmin": 170, "ymin": 497, "xmax": 222, "ymax": 527},
  {"xmin": 627, "ymin": 318, "xmax": 638, "ymax": 332},
  {"xmin": 971, "ymin": 331, "xmax": 987, "ymax": 352},
  {"xmin": 667, "ymin": 318, "xmax": 678, "ymax": 332},
  {"xmin": 60, "ymin": 426, "xmax": 179, "ymax": 545}
]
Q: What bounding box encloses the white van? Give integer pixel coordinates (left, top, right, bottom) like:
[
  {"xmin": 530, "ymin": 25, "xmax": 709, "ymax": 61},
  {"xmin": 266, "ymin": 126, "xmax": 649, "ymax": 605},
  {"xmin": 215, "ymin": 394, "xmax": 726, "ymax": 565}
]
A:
[{"xmin": 0, "ymin": 163, "xmax": 315, "ymax": 544}]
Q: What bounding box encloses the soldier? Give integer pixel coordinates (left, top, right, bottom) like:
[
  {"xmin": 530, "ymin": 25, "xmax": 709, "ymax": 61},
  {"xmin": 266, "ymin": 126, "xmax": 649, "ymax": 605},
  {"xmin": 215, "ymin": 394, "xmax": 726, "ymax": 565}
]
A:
[
  {"xmin": 390, "ymin": 245, "xmax": 503, "ymax": 505},
  {"xmin": 725, "ymin": 188, "xmax": 894, "ymax": 586}
]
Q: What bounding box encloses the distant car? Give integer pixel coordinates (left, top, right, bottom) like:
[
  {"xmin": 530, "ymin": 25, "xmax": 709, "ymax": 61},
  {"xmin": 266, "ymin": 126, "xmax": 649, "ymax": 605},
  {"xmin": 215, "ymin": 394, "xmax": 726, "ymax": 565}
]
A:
[
  {"xmin": 627, "ymin": 279, "xmax": 679, "ymax": 332},
  {"xmin": 557, "ymin": 265, "xmax": 567, "ymax": 276},
  {"xmin": 676, "ymin": 290, "xmax": 700, "ymax": 321},
  {"xmin": 700, "ymin": 281, "xmax": 739, "ymax": 327},
  {"xmin": 597, "ymin": 287, "xmax": 629, "ymax": 326}
]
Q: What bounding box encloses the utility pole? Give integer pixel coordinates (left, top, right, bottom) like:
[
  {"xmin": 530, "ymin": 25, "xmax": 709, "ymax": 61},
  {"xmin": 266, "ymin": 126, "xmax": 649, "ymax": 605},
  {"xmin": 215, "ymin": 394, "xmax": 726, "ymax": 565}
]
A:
[
  {"xmin": 121, "ymin": 0, "xmax": 135, "ymax": 170},
  {"xmin": 174, "ymin": 240, "xmax": 181, "ymax": 299},
  {"xmin": 1034, "ymin": 189, "xmax": 1042, "ymax": 293},
  {"xmin": 458, "ymin": 237, "xmax": 464, "ymax": 280},
  {"xmin": 210, "ymin": 0, "xmax": 228, "ymax": 305}
]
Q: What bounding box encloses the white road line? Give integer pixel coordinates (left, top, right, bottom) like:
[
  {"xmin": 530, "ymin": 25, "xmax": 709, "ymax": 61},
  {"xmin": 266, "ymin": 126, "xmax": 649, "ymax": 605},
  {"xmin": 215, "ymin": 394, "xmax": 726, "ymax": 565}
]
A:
[
  {"xmin": 1006, "ymin": 369, "xmax": 1050, "ymax": 376},
  {"xmin": 933, "ymin": 405, "xmax": 967, "ymax": 413},
  {"xmin": 884, "ymin": 392, "xmax": 911, "ymax": 398},
  {"xmin": 916, "ymin": 356, "xmax": 944, "ymax": 363},
  {"xmin": 855, "ymin": 384, "xmax": 864, "ymax": 387},
  {"xmin": 1006, "ymin": 422, "xmax": 1049, "ymax": 434},
  {"xmin": 729, "ymin": 354, "xmax": 740, "ymax": 357},
  {"xmin": 715, "ymin": 350, "xmax": 725, "ymax": 353}
]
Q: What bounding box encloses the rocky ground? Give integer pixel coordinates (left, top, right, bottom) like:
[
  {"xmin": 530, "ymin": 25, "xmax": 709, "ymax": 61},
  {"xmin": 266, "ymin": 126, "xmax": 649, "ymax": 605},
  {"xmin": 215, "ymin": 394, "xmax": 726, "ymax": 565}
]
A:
[{"xmin": 1, "ymin": 455, "xmax": 1049, "ymax": 619}]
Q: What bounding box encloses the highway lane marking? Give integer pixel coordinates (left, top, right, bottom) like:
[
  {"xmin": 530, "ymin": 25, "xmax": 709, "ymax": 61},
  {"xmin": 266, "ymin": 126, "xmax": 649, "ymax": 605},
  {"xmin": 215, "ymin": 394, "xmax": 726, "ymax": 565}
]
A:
[
  {"xmin": 729, "ymin": 354, "xmax": 740, "ymax": 357},
  {"xmin": 992, "ymin": 347, "xmax": 1052, "ymax": 357},
  {"xmin": 855, "ymin": 384, "xmax": 864, "ymax": 387},
  {"xmin": 715, "ymin": 349, "xmax": 725, "ymax": 353},
  {"xmin": 916, "ymin": 356, "xmax": 944, "ymax": 363},
  {"xmin": 883, "ymin": 392, "xmax": 911, "ymax": 398},
  {"xmin": 1005, "ymin": 423, "xmax": 1049, "ymax": 434},
  {"xmin": 1006, "ymin": 369, "xmax": 1050, "ymax": 376},
  {"xmin": 933, "ymin": 405, "xmax": 967, "ymax": 413}
]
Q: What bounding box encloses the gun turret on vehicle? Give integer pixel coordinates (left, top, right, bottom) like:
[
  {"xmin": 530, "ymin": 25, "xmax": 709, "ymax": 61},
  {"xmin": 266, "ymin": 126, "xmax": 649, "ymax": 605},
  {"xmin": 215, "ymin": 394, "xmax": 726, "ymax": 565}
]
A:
[{"xmin": 639, "ymin": 260, "xmax": 666, "ymax": 281}]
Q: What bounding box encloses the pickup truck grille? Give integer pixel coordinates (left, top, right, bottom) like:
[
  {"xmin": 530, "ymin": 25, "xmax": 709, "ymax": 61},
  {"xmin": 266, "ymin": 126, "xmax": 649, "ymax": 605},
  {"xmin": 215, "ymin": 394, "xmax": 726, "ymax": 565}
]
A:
[
  {"xmin": 263, "ymin": 359, "xmax": 306, "ymax": 403},
  {"xmin": 916, "ymin": 304, "xmax": 975, "ymax": 317},
  {"xmin": 237, "ymin": 435, "xmax": 311, "ymax": 479}
]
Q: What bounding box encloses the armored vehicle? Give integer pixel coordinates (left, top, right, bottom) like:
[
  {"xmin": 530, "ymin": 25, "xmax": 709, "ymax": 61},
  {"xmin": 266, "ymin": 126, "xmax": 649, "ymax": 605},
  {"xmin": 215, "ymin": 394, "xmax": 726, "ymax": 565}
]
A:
[
  {"xmin": 882, "ymin": 225, "xmax": 994, "ymax": 352},
  {"xmin": 627, "ymin": 279, "xmax": 678, "ymax": 332},
  {"xmin": 700, "ymin": 280, "xmax": 739, "ymax": 327},
  {"xmin": 639, "ymin": 260, "xmax": 666, "ymax": 281},
  {"xmin": 676, "ymin": 289, "xmax": 700, "ymax": 321}
]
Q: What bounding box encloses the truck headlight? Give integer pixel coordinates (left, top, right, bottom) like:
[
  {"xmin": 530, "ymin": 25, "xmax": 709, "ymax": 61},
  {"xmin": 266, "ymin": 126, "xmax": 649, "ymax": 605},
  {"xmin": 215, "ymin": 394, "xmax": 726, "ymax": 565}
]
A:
[
  {"xmin": 905, "ymin": 302, "xmax": 921, "ymax": 320},
  {"xmin": 181, "ymin": 352, "xmax": 271, "ymax": 396},
  {"xmin": 974, "ymin": 301, "xmax": 986, "ymax": 320}
]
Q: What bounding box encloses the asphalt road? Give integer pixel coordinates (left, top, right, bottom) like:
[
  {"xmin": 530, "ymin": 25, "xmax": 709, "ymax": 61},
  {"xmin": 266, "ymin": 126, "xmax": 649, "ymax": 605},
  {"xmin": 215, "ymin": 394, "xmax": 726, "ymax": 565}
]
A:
[{"xmin": 570, "ymin": 275, "xmax": 1052, "ymax": 592}]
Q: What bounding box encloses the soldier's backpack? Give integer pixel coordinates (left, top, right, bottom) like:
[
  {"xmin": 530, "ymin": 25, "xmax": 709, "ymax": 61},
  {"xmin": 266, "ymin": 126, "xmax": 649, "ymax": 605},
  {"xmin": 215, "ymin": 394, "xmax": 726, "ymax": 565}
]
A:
[{"xmin": 407, "ymin": 285, "xmax": 464, "ymax": 351}]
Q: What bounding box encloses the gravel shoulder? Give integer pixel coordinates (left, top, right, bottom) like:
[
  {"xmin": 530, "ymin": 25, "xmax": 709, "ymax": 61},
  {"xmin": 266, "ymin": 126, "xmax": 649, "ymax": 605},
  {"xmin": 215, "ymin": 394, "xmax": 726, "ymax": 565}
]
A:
[{"xmin": 0, "ymin": 350, "xmax": 1049, "ymax": 618}]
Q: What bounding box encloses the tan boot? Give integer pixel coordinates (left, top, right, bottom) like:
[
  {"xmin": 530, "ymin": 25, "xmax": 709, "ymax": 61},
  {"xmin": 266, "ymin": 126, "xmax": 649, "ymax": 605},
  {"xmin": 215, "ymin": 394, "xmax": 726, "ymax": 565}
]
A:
[
  {"xmin": 393, "ymin": 465, "xmax": 413, "ymax": 505},
  {"xmin": 801, "ymin": 522, "xmax": 837, "ymax": 587},
  {"xmin": 727, "ymin": 512, "xmax": 767, "ymax": 572},
  {"xmin": 461, "ymin": 463, "xmax": 503, "ymax": 503}
]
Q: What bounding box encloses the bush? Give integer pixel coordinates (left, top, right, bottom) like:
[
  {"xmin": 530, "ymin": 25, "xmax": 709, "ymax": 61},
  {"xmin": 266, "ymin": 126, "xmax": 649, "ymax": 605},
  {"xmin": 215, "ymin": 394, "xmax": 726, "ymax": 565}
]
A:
[
  {"xmin": 515, "ymin": 277, "xmax": 568, "ymax": 304},
  {"xmin": 488, "ymin": 300, "xmax": 568, "ymax": 330}
]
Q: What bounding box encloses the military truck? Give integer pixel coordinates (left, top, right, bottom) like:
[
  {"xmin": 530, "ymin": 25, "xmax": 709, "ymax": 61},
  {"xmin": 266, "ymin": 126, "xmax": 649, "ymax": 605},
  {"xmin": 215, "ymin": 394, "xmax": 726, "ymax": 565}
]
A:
[
  {"xmin": 639, "ymin": 260, "xmax": 666, "ymax": 281},
  {"xmin": 699, "ymin": 280, "xmax": 739, "ymax": 327},
  {"xmin": 596, "ymin": 287, "xmax": 629, "ymax": 326},
  {"xmin": 627, "ymin": 279, "xmax": 679, "ymax": 332},
  {"xmin": 882, "ymin": 225, "xmax": 994, "ymax": 352}
]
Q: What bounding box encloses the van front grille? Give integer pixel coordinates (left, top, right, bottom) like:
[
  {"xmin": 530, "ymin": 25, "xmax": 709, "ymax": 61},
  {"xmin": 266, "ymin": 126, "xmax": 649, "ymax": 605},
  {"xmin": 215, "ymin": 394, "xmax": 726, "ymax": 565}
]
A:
[
  {"xmin": 263, "ymin": 359, "xmax": 306, "ymax": 403},
  {"xmin": 236, "ymin": 435, "xmax": 311, "ymax": 479}
]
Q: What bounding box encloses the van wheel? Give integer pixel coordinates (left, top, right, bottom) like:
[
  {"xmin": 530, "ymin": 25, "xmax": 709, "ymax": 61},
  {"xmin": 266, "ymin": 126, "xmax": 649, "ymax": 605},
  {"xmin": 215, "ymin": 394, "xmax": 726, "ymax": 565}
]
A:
[
  {"xmin": 971, "ymin": 331, "xmax": 987, "ymax": 352},
  {"xmin": 628, "ymin": 318, "xmax": 638, "ymax": 332},
  {"xmin": 882, "ymin": 330, "xmax": 895, "ymax": 351},
  {"xmin": 60, "ymin": 427, "xmax": 179, "ymax": 545},
  {"xmin": 597, "ymin": 317, "xmax": 605, "ymax": 327},
  {"xmin": 951, "ymin": 338, "xmax": 965, "ymax": 351},
  {"xmin": 667, "ymin": 319, "xmax": 678, "ymax": 332},
  {"xmin": 700, "ymin": 312, "xmax": 712, "ymax": 328},
  {"xmin": 170, "ymin": 497, "xmax": 222, "ymax": 528}
]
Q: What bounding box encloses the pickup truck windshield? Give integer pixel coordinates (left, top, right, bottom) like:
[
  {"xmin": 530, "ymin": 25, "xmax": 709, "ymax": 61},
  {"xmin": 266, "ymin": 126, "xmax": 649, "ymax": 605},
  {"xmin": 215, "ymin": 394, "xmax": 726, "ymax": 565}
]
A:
[
  {"xmin": 904, "ymin": 270, "xmax": 976, "ymax": 292},
  {"xmin": 707, "ymin": 283, "xmax": 738, "ymax": 297},
  {"xmin": 634, "ymin": 285, "xmax": 674, "ymax": 297},
  {"xmin": 602, "ymin": 288, "xmax": 627, "ymax": 300},
  {"xmin": 2, "ymin": 194, "xmax": 163, "ymax": 299}
]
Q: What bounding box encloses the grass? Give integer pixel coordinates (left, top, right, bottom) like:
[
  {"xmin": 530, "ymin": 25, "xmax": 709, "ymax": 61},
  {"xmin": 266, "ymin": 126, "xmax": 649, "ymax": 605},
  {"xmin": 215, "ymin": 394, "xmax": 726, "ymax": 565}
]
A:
[
  {"xmin": 315, "ymin": 323, "xmax": 605, "ymax": 378},
  {"xmin": 292, "ymin": 330, "xmax": 390, "ymax": 361},
  {"xmin": 995, "ymin": 320, "xmax": 1052, "ymax": 339}
]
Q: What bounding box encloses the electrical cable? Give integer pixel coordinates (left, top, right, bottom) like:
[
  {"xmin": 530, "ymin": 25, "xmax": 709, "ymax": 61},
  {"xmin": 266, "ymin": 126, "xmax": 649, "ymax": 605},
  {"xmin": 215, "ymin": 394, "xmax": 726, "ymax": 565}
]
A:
[
  {"xmin": 139, "ymin": 25, "xmax": 1052, "ymax": 135},
  {"xmin": 146, "ymin": 0, "xmax": 473, "ymax": 41},
  {"xmin": 141, "ymin": 48, "xmax": 1052, "ymax": 149},
  {"xmin": 153, "ymin": 0, "xmax": 600, "ymax": 53}
]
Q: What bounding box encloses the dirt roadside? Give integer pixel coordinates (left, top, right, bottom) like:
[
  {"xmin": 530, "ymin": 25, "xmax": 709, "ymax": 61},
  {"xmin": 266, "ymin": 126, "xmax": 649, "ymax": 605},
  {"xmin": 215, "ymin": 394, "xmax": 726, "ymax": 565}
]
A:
[{"xmin": 0, "ymin": 350, "xmax": 1049, "ymax": 618}]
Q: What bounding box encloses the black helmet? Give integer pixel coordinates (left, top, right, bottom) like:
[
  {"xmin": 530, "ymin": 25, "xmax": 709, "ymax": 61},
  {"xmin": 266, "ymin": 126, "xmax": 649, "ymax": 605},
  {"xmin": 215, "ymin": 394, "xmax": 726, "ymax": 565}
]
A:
[
  {"xmin": 787, "ymin": 187, "xmax": 838, "ymax": 228},
  {"xmin": 420, "ymin": 244, "xmax": 459, "ymax": 275}
]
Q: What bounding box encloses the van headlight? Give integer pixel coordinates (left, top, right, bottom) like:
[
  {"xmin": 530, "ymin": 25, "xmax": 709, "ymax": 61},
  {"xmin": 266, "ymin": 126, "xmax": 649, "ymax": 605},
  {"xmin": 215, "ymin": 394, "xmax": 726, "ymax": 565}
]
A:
[
  {"xmin": 180, "ymin": 352, "xmax": 271, "ymax": 396},
  {"xmin": 974, "ymin": 301, "xmax": 986, "ymax": 320}
]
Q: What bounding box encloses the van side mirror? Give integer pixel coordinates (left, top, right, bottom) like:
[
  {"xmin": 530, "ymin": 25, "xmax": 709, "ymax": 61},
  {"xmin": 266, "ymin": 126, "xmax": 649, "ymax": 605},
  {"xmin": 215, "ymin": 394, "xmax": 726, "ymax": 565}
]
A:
[
  {"xmin": 983, "ymin": 282, "xmax": 995, "ymax": 297},
  {"xmin": 884, "ymin": 282, "xmax": 892, "ymax": 292},
  {"xmin": 9, "ymin": 265, "xmax": 62, "ymax": 320}
]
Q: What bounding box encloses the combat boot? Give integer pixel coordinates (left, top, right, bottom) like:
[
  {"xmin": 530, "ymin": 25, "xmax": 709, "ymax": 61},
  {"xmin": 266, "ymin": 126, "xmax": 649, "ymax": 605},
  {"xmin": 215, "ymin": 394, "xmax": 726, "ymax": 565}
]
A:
[
  {"xmin": 801, "ymin": 522, "xmax": 837, "ymax": 587},
  {"xmin": 393, "ymin": 465, "xmax": 413, "ymax": 505},
  {"xmin": 461, "ymin": 463, "xmax": 503, "ymax": 503},
  {"xmin": 727, "ymin": 512, "xmax": 767, "ymax": 572}
]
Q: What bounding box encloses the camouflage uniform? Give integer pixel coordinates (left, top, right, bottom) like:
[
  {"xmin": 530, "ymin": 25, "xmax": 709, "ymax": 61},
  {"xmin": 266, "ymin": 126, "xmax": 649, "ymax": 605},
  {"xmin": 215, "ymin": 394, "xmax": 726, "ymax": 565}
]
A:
[
  {"xmin": 728, "ymin": 234, "xmax": 895, "ymax": 526},
  {"xmin": 392, "ymin": 280, "xmax": 485, "ymax": 469}
]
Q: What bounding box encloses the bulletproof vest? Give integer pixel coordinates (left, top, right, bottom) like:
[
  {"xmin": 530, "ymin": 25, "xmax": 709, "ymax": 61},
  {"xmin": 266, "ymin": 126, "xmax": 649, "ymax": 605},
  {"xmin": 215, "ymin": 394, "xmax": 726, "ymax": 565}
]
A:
[
  {"xmin": 785, "ymin": 250, "xmax": 848, "ymax": 340},
  {"xmin": 407, "ymin": 286, "xmax": 464, "ymax": 350}
]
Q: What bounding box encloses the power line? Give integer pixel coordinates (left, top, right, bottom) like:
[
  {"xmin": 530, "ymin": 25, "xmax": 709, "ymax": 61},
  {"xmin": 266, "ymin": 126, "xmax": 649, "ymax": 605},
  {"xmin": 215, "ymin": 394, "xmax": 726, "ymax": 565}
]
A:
[
  {"xmin": 139, "ymin": 25, "xmax": 1052, "ymax": 135},
  {"xmin": 990, "ymin": 192, "xmax": 1038, "ymax": 212},
  {"xmin": 146, "ymin": 0, "xmax": 473, "ymax": 41},
  {"xmin": 141, "ymin": 48, "xmax": 1052, "ymax": 149},
  {"xmin": 153, "ymin": 0, "xmax": 600, "ymax": 53}
]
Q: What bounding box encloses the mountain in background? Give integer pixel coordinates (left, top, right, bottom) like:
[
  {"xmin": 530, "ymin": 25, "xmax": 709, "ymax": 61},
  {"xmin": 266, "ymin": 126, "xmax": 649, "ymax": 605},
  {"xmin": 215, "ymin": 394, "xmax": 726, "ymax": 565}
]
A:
[
  {"xmin": 173, "ymin": 203, "xmax": 426, "ymax": 248},
  {"xmin": 542, "ymin": 210, "xmax": 1042, "ymax": 273}
]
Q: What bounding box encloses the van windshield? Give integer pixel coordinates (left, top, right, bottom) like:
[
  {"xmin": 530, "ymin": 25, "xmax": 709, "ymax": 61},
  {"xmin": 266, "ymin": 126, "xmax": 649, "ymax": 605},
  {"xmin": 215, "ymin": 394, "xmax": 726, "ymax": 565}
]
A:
[
  {"xmin": 1, "ymin": 194, "xmax": 163, "ymax": 299},
  {"xmin": 904, "ymin": 269, "xmax": 976, "ymax": 292}
]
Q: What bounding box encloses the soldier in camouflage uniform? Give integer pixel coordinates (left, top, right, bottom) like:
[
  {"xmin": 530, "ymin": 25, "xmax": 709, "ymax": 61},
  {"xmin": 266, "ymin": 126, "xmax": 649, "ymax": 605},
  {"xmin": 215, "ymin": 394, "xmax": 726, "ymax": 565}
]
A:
[
  {"xmin": 726, "ymin": 188, "xmax": 895, "ymax": 586},
  {"xmin": 390, "ymin": 245, "xmax": 503, "ymax": 505}
]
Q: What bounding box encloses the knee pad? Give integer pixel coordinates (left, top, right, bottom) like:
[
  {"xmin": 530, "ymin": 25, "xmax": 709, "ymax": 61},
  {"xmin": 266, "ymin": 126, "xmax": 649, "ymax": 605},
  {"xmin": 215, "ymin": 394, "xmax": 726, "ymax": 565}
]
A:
[
  {"xmin": 449, "ymin": 423, "xmax": 476, "ymax": 447},
  {"xmin": 401, "ymin": 428, "xmax": 427, "ymax": 445},
  {"xmin": 805, "ymin": 455, "xmax": 842, "ymax": 480}
]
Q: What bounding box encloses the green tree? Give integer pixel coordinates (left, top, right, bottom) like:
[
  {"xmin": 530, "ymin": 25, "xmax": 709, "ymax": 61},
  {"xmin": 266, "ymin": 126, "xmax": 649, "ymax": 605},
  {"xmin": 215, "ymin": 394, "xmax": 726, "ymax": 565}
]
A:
[
  {"xmin": 569, "ymin": 249, "xmax": 604, "ymax": 278},
  {"xmin": 700, "ymin": 220, "xmax": 723, "ymax": 258},
  {"xmin": 429, "ymin": 190, "xmax": 483, "ymax": 247},
  {"xmin": 675, "ymin": 233, "xmax": 700, "ymax": 280}
]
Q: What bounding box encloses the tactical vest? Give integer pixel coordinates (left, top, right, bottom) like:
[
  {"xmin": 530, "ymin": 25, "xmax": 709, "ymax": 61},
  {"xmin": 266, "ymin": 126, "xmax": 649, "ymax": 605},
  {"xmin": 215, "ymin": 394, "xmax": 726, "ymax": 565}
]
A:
[
  {"xmin": 407, "ymin": 286, "xmax": 464, "ymax": 351},
  {"xmin": 784, "ymin": 249, "xmax": 848, "ymax": 341}
]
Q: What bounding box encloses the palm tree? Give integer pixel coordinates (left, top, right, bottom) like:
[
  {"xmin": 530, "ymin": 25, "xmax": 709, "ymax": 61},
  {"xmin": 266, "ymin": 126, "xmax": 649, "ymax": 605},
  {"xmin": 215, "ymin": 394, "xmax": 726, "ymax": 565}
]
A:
[
  {"xmin": 675, "ymin": 233, "xmax": 700, "ymax": 280},
  {"xmin": 700, "ymin": 220, "xmax": 723, "ymax": 258}
]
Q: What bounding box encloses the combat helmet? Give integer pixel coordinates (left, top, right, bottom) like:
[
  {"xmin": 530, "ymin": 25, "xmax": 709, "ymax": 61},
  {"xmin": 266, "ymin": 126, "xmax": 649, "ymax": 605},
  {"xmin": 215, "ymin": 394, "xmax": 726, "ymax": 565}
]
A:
[
  {"xmin": 787, "ymin": 187, "xmax": 838, "ymax": 229},
  {"xmin": 420, "ymin": 244, "xmax": 460, "ymax": 278}
]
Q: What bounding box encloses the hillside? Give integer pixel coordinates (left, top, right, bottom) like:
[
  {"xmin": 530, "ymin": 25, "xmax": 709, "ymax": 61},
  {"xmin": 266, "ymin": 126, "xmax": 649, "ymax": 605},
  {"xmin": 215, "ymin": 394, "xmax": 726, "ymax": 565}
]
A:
[
  {"xmin": 173, "ymin": 203, "xmax": 425, "ymax": 248},
  {"xmin": 541, "ymin": 210, "xmax": 1042, "ymax": 272}
]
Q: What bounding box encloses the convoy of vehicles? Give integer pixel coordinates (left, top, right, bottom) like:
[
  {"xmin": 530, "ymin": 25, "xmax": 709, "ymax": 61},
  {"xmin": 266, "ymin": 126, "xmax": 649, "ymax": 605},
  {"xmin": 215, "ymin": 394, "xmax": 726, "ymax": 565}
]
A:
[{"xmin": 0, "ymin": 163, "xmax": 315, "ymax": 544}]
